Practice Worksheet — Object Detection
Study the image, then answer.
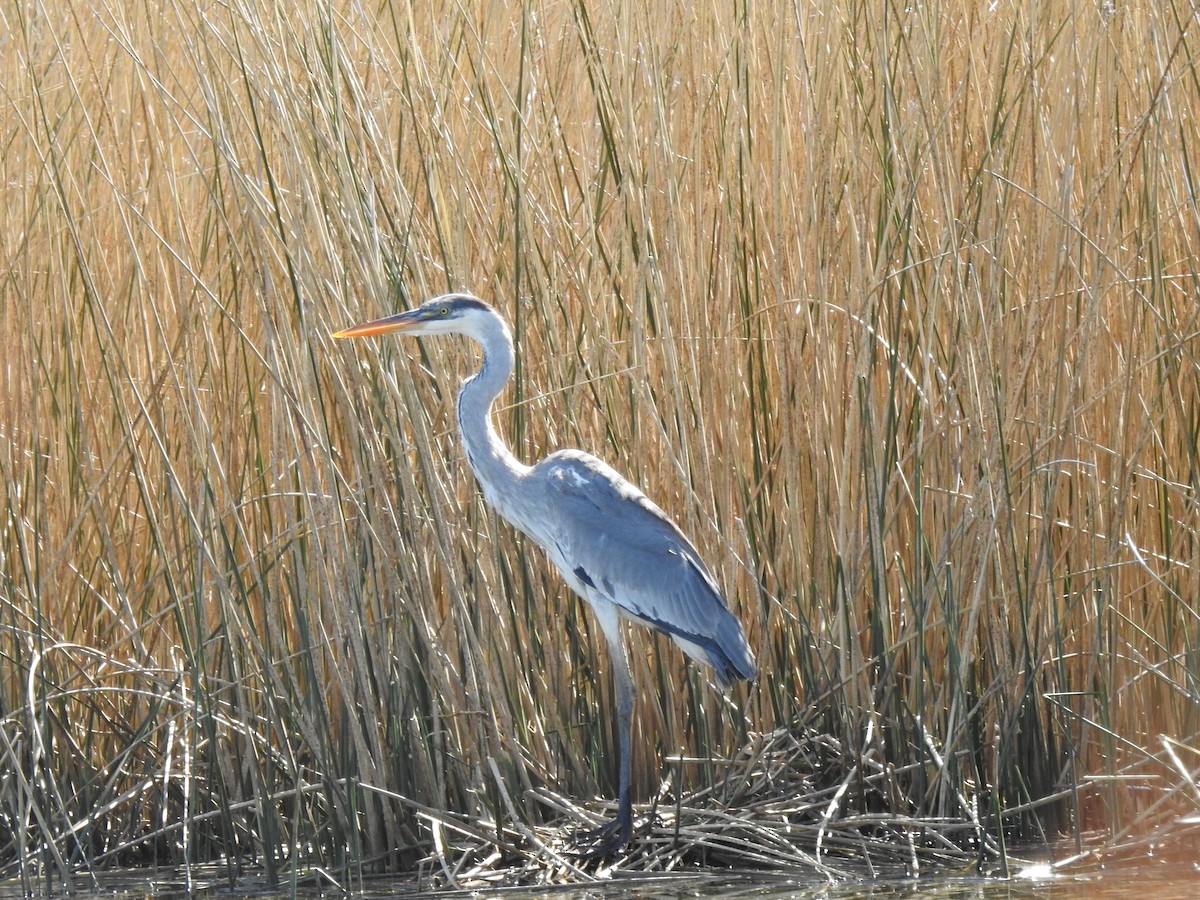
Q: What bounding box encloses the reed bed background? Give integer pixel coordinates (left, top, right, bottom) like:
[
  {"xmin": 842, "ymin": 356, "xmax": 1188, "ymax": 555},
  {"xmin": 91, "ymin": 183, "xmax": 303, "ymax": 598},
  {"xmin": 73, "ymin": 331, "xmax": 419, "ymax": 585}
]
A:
[{"xmin": 2, "ymin": 0, "xmax": 1199, "ymax": 889}]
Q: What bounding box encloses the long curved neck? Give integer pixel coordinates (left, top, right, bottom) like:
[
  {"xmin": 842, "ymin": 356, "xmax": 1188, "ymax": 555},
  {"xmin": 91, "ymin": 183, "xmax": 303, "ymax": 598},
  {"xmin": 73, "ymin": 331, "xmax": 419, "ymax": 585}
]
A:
[{"xmin": 456, "ymin": 314, "xmax": 531, "ymax": 510}]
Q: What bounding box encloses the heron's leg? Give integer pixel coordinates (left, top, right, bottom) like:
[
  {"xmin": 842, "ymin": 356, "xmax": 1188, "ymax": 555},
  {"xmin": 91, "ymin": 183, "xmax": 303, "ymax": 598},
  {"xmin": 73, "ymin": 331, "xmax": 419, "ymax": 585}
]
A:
[
  {"xmin": 610, "ymin": 630, "xmax": 635, "ymax": 838},
  {"xmin": 575, "ymin": 611, "xmax": 636, "ymax": 858}
]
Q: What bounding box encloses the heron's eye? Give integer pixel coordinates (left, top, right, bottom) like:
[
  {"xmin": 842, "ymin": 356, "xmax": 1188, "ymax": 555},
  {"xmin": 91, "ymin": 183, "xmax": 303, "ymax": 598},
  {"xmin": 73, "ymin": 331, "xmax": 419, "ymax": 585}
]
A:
[{"xmin": 438, "ymin": 306, "xmax": 450, "ymax": 317}]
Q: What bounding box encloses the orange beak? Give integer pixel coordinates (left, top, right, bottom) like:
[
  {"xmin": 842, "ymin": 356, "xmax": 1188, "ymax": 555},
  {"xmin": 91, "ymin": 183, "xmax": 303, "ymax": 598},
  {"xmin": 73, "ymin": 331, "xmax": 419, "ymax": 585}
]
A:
[{"xmin": 332, "ymin": 308, "xmax": 426, "ymax": 339}]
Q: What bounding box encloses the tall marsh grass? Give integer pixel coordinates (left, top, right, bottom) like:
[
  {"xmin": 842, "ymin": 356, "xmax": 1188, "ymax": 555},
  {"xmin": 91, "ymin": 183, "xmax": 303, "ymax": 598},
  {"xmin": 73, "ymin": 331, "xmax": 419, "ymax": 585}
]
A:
[{"xmin": 2, "ymin": 0, "xmax": 1199, "ymax": 887}]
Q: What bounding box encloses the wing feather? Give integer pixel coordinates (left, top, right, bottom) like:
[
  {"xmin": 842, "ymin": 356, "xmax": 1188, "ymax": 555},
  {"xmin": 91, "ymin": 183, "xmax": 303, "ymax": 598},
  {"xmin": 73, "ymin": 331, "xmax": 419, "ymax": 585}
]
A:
[{"xmin": 530, "ymin": 450, "xmax": 756, "ymax": 685}]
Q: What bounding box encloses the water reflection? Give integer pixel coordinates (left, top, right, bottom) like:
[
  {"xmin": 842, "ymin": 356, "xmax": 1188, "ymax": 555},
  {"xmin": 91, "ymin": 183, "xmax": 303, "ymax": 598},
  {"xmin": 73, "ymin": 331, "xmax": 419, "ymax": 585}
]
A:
[{"xmin": 3, "ymin": 864, "xmax": 1199, "ymax": 900}]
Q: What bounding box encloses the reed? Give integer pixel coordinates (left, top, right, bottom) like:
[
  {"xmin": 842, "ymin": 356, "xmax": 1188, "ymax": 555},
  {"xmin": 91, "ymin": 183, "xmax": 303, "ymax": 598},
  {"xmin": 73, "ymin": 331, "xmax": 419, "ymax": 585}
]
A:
[{"xmin": 2, "ymin": 0, "xmax": 1198, "ymax": 888}]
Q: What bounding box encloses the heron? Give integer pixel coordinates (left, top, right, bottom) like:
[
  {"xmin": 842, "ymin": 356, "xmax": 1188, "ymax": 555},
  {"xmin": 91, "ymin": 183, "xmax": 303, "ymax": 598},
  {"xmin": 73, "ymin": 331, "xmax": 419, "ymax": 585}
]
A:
[{"xmin": 333, "ymin": 293, "xmax": 756, "ymax": 857}]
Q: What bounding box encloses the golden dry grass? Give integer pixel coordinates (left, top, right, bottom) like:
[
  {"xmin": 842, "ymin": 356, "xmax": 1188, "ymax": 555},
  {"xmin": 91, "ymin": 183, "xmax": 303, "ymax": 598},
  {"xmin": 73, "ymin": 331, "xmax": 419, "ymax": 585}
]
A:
[{"xmin": 2, "ymin": 0, "xmax": 1199, "ymax": 887}]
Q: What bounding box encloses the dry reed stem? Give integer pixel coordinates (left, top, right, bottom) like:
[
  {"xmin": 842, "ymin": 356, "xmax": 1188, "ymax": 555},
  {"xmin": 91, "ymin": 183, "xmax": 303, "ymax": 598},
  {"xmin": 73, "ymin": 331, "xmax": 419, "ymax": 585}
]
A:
[{"xmin": 2, "ymin": 0, "xmax": 1199, "ymax": 885}]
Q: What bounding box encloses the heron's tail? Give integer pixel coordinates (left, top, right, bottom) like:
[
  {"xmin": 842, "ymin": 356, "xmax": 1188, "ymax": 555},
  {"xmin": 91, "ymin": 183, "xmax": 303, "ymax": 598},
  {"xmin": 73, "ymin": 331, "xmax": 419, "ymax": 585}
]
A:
[
  {"xmin": 672, "ymin": 619, "xmax": 756, "ymax": 691},
  {"xmin": 707, "ymin": 630, "xmax": 757, "ymax": 691}
]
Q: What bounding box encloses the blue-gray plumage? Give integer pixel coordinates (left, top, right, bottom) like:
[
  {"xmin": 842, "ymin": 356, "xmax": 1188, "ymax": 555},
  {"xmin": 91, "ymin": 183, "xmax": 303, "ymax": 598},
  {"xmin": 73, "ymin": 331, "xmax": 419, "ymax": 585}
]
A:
[{"xmin": 334, "ymin": 292, "xmax": 756, "ymax": 857}]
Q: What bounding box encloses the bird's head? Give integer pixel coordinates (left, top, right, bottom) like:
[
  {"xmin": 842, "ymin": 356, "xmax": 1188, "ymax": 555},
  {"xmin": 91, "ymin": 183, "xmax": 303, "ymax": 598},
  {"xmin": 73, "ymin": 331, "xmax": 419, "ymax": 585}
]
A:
[{"xmin": 333, "ymin": 293, "xmax": 498, "ymax": 341}]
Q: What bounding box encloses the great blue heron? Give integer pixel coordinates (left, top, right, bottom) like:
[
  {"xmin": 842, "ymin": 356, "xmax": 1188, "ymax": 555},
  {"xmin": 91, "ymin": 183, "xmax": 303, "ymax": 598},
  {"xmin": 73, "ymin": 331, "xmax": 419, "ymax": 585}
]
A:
[{"xmin": 333, "ymin": 293, "xmax": 756, "ymax": 857}]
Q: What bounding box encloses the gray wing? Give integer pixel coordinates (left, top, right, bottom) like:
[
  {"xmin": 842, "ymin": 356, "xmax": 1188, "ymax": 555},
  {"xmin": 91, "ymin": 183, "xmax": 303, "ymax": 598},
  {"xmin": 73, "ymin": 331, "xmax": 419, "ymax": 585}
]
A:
[{"xmin": 530, "ymin": 450, "xmax": 756, "ymax": 687}]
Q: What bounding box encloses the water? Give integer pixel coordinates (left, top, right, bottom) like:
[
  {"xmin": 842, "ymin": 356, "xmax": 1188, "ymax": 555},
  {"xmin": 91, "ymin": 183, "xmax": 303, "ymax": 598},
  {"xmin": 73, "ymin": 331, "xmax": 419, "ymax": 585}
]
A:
[{"xmin": 3, "ymin": 862, "xmax": 1198, "ymax": 900}]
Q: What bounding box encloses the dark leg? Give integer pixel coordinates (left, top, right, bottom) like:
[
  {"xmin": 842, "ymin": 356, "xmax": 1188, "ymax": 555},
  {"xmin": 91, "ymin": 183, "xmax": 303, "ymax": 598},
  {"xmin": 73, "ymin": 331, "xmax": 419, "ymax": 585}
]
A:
[{"xmin": 575, "ymin": 627, "xmax": 636, "ymax": 858}]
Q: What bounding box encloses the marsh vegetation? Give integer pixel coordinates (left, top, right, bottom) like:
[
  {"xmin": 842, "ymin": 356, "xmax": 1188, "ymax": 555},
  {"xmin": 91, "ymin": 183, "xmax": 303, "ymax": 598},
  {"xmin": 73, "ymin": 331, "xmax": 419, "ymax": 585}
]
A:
[{"xmin": 2, "ymin": 0, "xmax": 1198, "ymax": 890}]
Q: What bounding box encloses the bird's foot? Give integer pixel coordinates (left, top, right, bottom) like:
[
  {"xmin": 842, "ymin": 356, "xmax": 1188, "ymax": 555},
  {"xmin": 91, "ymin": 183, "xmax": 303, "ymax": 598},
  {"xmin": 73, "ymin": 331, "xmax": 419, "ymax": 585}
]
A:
[{"xmin": 572, "ymin": 810, "xmax": 633, "ymax": 860}]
